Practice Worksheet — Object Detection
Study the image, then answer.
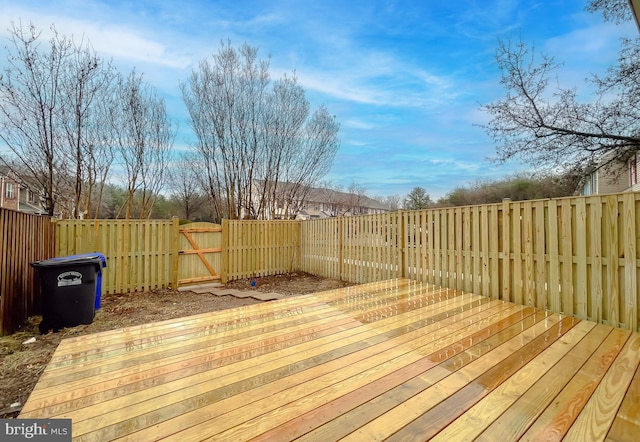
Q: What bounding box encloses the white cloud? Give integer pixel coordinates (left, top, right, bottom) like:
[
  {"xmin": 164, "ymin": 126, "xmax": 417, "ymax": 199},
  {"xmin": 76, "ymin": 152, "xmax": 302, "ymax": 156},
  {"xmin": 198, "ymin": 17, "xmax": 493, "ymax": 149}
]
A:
[
  {"xmin": 544, "ymin": 19, "xmax": 635, "ymax": 61},
  {"xmin": 0, "ymin": 6, "xmax": 193, "ymax": 69},
  {"xmin": 344, "ymin": 119, "xmax": 377, "ymax": 130},
  {"xmin": 296, "ymin": 65, "xmax": 457, "ymax": 108}
]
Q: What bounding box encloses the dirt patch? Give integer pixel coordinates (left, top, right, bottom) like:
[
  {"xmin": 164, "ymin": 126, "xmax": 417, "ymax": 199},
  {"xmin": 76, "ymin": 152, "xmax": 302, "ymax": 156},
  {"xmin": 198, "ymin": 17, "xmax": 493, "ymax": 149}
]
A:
[
  {"xmin": 225, "ymin": 271, "xmax": 354, "ymax": 295},
  {"xmin": 0, "ymin": 273, "xmax": 353, "ymax": 419}
]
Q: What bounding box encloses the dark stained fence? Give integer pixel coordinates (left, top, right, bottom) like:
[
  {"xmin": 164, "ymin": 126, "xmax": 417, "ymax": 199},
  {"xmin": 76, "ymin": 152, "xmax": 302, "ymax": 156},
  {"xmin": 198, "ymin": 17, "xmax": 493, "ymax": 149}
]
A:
[{"xmin": 0, "ymin": 208, "xmax": 55, "ymax": 336}]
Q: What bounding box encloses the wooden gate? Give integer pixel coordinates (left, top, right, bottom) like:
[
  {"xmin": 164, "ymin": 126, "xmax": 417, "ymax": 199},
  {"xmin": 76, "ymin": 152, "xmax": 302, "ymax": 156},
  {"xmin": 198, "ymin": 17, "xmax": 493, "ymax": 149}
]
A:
[{"xmin": 178, "ymin": 222, "xmax": 222, "ymax": 286}]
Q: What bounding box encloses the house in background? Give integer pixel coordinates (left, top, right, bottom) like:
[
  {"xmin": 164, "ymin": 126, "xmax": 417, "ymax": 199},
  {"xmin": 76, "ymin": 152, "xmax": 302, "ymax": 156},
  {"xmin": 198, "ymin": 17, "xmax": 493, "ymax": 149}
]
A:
[
  {"xmin": 0, "ymin": 165, "xmax": 46, "ymax": 215},
  {"xmin": 297, "ymin": 186, "xmax": 388, "ymax": 218},
  {"xmin": 270, "ymin": 184, "xmax": 388, "ymax": 220},
  {"xmin": 582, "ymin": 152, "xmax": 640, "ymax": 195},
  {"xmin": 295, "ymin": 208, "xmax": 332, "ymax": 220},
  {"xmin": 582, "ymin": 160, "xmax": 629, "ymax": 195}
]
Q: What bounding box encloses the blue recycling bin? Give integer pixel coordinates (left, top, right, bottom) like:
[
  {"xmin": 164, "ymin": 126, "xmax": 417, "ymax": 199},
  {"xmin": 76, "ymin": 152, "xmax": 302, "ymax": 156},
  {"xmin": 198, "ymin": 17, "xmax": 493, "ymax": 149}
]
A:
[{"xmin": 31, "ymin": 253, "xmax": 107, "ymax": 333}]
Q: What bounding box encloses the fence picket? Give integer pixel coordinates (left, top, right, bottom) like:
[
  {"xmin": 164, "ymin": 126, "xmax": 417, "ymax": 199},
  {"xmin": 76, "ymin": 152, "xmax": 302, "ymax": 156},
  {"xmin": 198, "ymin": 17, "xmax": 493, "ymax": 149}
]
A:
[
  {"xmin": 623, "ymin": 193, "xmax": 637, "ymax": 331},
  {"xmin": 575, "ymin": 198, "xmax": 588, "ymax": 319},
  {"xmin": 512, "ymin": 202, "xmax": 523, "ymax": 306},
  {"xmin": 548, "ymin": 200, "xmax": 560, "ymax": 313},
  {"xmin": 480, "ymin": 205, "xmax": 489, "ymax": 297},
  {"xmin": 448, "ymin": 208, "xmax": 456, "ymax": 288},
  {"xmin": 534, "ymin": 200, "xmax": 547, "ymax": 310},
  {"xmin": 590, "ymin": 197, "xmax": 604, "ymax": 324},
  {"xmin": 523, "ymin": 201, "xmax": 534, "ymax": 307},
  {"xmin": 455, "ymin": 207, "xmax": 463, "ymax": 291},
  {"xmin": 489, "ymin": 205, "xmax": 500, "ymax": 299},
  {"xmin": 463, "ymin": 206, "xmax": 472, "ymax": 292},
  {"xmin": 561, "ymin": 199, "xmax": 574, "ymax": 316},
  {"xmin": 606, "ymin": 195, "xmax": 620, "ymax": 327}
]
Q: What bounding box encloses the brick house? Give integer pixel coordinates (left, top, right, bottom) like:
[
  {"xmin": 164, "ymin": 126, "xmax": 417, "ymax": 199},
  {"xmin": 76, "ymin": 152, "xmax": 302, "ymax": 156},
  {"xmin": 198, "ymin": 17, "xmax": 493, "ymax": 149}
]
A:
[{"xmin": 0, "ymin": 165, "xmax": 46, "ymax": 214}]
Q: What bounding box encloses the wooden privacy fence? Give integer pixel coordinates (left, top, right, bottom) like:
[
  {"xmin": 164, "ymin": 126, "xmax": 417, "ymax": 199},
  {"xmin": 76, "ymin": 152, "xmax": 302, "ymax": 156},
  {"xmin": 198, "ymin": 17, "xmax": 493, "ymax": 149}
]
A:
[
  {"xmin": 0, "ymin": 208, "xmax": 55, "ymax": 336},
  {"xmin": 53, "ymin": 218, "xmax": 301, "ymax": 291},
  {"xmin": 300, "ymin": 193, "xmax": 640, "ymax": 332},
  {"xmin": 54, "ymin": 218, "xmax": 179, "ymax": 295},
  {"xmin": 301, "ymin": 212, "xmax": 404, "ymax": 282},
  {"xmin": 4, "ymin": 192, "xmax": 640, "ymax": 335},
  {"xmin": 223, "ymin": 219, "xmax": 300, "ymax": 282}
]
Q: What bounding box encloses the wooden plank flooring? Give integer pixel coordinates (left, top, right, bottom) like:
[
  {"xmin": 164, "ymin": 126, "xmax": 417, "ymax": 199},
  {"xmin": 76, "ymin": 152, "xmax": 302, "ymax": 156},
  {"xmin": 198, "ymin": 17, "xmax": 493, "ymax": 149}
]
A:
[{"xmin": 19, "ymin": 279, "xmax": 640, "ymax": 441}]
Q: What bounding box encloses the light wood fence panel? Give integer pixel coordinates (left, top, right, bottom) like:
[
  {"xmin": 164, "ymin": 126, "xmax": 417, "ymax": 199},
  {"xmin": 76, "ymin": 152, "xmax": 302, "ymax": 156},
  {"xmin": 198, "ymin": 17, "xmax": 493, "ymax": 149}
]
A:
[
  {"xmin": 301, "ymin": 212, "xmax": 402, "ymax": 283},
  {"xmin": 0, "ymin": 209, "xmax": 55, "ymax": 336},
  {"xmin": 54, "ymin": 219, "xmax": 177, "ymax": 294},
  {"xmin": 223, "ymin": 219, "xmax": 300, "ymax": 282},
  {"xmin": 298, "ymin": 193, "xmax": 640, "ymax": 332},
  {"xmin": 300, "ymin": 218, "xmax": 340, "ymax": 278}
]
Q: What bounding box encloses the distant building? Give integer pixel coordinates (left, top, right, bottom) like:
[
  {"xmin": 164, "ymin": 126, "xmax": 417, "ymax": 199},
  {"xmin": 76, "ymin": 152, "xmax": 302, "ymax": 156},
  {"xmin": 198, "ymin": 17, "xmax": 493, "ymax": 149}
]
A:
[
  {"xmin": 0, "ymin": 165, "xmax": 46, "ymax": 215},
  {"xmin": 583, "ymin": 152, "xmax": 640, "ymax": 196},
  {"xmin": 295, "ymin": 208, "xmax": 332, "ymax": 220},
  {"xmin": 267, "ymin": 184, "xmax": 388, "ymax": 220},
  {"xmin": 582, "ymin": 162, "xmax": 628, "ymax": 195},
  {"xmin": 297, "ymin": 186, "xmax": 387, "ymax": 217}
]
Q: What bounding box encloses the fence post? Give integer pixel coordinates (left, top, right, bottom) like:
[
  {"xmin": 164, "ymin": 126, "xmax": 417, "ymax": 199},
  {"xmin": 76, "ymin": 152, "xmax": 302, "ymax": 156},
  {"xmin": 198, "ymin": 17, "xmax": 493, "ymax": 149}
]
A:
[
  {"xmin": 502, "ymin": 198, "xmax": 511, "ymax": 302},
  {"xmin": 221, "ymin": 219, "xmax": 228, "ymax": 284},
  {"xmin": 171, "ymin": 217, "xmax": 180, "ymax": 290},
  {"xmin": 50, "ymin": 217, "xmax": 58, "ymax": 256},
  {"xmin": 338, "ymin": 217, "xmax": 343, "ymax": 280},
  {"xmin": 400, "ymin": 210, "xmax": 407, "ymax": 278},
  {"xmin": 295, "ymin": 220, "xmax": 302, "ymax": 271}
]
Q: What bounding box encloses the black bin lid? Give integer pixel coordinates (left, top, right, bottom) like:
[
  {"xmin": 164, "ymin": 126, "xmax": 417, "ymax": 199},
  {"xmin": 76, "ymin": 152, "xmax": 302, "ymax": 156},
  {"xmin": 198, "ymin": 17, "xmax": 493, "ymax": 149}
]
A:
[{"xmin": 31, "ymin": 256, "xmax": 103, "ymax": 268}]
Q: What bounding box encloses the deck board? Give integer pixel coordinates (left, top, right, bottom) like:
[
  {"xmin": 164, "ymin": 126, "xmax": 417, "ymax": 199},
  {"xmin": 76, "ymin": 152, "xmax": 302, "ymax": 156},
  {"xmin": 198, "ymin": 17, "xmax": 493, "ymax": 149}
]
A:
[{"xmin": 19, "ymin": 279, "xmax": 640, "ymax": 441}]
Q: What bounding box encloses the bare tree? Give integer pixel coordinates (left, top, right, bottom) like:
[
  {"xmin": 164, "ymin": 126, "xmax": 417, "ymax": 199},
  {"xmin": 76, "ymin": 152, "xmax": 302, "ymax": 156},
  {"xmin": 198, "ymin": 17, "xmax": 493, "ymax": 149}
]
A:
[
  {"xmin": 482, "ymin": 2, "xmax": 640, "ymax": 175},
  {"xmin": 110, "ymin": 70, "xmax": 174, "ymax": 219},
  {"xmin": 314, "ymin": 180, "xmax": 341, "ymax": 216},
  {"xmin": 0, "ymin": 22, "xmax": 117, "ymax": 218},
  {"xmin": 181, "ymin": 42, "xmax": 268, "ymax": 220},
  {"xmin": 168, "ymin": 151, "xmax": 207, "ymax": 220},
  {"xmin": 181, "ymin": 41, "xmax": 339, "ymax": 220},
  {"xmin": 59, "ymin": 38, "xmax": 115, "ymax": 218},
  {"xmin": 0, "ymin": 23, "xmax": 74, "ymax": 216},
  {"xmin": 329, "ymin": 181, "xmax": 368, "ymax": 215},
  {"xmin": 311, "ymin": 181, "xmax": 371, "ymax": 216},
  {"xmin": 273, "ymin": 104, "xmax": 341, "ymax": 219},
  {"xmin": 380, "ymin": 194, "xmax": 401, "ymax": 211},
  {"xmin": 83, "ymin": 92, "xmax": 116, "ymax": 219},
  {"xmin": 587, "ymin": 0, "xmax": 633, "ymax": 23}
]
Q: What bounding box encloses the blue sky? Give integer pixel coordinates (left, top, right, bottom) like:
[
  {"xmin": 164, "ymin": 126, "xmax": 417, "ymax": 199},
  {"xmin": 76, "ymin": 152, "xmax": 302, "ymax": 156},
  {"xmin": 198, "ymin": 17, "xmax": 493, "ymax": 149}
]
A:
[{"xmin": 0, "ymin": 0, "xmax": 637, "ymax": 199}]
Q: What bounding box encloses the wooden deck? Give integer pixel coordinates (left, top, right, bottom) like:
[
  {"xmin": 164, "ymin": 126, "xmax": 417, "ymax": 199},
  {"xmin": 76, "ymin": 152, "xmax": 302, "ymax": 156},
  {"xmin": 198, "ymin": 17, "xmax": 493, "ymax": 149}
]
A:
[{"xmin": 19, "ymin": 279, "xmax": 640, "ymax": 441}]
